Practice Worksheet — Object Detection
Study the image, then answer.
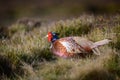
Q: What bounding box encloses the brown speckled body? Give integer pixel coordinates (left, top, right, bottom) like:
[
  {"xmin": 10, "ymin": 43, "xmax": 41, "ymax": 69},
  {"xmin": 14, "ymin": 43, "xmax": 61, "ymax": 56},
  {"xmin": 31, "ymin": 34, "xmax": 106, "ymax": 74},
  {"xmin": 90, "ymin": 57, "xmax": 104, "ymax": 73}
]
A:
[{"xmin": 50, "ymin": 37, "xmax": 94, "ymax": 58}]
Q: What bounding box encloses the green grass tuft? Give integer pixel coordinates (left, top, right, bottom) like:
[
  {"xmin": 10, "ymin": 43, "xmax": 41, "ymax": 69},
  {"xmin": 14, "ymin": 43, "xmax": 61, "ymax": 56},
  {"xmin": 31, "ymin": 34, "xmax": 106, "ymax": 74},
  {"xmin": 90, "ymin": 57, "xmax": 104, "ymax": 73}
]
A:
[
  {"xmin": 104, "ymin": 54, "xmax": 120, "ymax": 78},
  {"xmin": 54, "ymin": 19, "xmax": 92, "ymax": 37}
]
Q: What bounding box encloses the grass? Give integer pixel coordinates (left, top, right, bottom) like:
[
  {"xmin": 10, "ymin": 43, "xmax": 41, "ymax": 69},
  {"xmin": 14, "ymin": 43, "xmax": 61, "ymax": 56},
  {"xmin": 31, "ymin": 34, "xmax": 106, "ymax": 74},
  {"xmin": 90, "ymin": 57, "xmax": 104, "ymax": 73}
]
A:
[
  {"xmin": 0, "ymin": 14, "xmax": 120, "ymax": 80},
  {"xmin": 105, "ymin": 53, "xmax": 120, "ymax": 78},
  {"xmin": 54, "ymin": 19, "xmax": 92, "ymax": 37}
]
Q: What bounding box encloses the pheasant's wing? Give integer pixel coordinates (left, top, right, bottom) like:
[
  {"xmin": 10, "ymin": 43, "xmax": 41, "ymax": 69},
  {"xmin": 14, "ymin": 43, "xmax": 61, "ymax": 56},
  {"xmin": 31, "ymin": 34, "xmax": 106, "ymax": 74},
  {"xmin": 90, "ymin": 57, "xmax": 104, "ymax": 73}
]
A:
[
  {"xmin": 73, "ymin": 37, "xmax": 93, "ymax": 47},
  {"xmin": 58, "ymin": 37, "xmax": 86, "ymax": 54},
  {"xmin": 72, "ymin": 37, "xmax": 94, "ymax": 52}
]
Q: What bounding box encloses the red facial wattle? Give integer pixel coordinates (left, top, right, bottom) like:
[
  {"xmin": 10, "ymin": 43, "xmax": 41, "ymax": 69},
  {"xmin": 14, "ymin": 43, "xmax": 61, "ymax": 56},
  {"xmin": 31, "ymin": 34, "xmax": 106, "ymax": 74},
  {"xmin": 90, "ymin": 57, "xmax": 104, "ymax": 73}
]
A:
[{"xmin": 48, "ymin": 32, "xmax": 53, "ymax": 42}]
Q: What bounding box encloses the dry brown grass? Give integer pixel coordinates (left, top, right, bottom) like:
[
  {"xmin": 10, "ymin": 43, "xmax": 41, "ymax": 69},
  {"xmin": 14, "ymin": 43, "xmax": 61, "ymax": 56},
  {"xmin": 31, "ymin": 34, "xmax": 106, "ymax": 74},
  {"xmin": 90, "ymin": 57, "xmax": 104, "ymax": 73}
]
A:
[{"xmin": 0, "ymin": 14, "xmax": 120, "ymax": 80}]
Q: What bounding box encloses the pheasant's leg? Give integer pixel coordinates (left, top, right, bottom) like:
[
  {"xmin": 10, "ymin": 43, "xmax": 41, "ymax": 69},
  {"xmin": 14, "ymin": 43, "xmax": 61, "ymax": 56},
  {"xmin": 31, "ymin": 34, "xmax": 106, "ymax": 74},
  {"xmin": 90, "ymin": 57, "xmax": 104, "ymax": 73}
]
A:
[{"xmin": 92, "ymin": 48, "xmax": 100, "ymax": 55}]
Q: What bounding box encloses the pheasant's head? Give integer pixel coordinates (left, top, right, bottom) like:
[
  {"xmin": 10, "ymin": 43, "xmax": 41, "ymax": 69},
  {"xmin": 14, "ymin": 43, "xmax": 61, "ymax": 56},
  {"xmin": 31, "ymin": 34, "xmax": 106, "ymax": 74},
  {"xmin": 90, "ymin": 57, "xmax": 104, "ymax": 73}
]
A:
[{"xmin": 47, "ymin": 32, "xmax": 59, "ymax": 42}]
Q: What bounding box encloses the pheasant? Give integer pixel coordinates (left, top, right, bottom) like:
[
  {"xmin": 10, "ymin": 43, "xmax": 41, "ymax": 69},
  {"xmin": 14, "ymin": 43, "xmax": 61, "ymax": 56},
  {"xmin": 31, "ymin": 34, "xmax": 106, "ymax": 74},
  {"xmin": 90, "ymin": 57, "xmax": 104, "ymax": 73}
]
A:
[{"xmin": 46, "ymin": 32, "xmax": 111, "ymax": 58}]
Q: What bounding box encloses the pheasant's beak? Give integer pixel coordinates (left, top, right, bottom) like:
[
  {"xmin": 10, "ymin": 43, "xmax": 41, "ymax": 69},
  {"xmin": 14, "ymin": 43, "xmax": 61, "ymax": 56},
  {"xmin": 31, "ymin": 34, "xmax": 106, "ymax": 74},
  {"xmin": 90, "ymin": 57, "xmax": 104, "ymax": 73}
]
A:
[
  {"xmin": 45, "ymin": 35, "xmax": 48, "ymax": 38},
  {"xmin": 43, "ymin": 35, "xmax": 48, "ymax": 39}
]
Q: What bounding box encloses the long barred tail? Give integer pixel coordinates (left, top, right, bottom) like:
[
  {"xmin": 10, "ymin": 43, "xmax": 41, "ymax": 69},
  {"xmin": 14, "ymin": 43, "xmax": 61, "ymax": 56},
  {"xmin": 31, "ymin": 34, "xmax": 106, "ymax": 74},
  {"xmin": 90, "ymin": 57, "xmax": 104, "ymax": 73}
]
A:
[
  {"xmin": 91, "ymin": 39, "xmax": 112, "ymax": 55},
  {"xmin": 92, "ymin": 39, "xmax": 112, "ymax": 49}
]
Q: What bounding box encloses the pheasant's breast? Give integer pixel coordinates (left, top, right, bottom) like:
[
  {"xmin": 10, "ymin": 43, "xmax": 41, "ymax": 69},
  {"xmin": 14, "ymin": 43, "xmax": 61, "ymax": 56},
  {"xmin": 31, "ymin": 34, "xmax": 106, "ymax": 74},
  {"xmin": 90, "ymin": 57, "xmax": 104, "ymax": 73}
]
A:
[{"xmin": 51, "ymin": 40, "xmax": 73, "ymax": 58}]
